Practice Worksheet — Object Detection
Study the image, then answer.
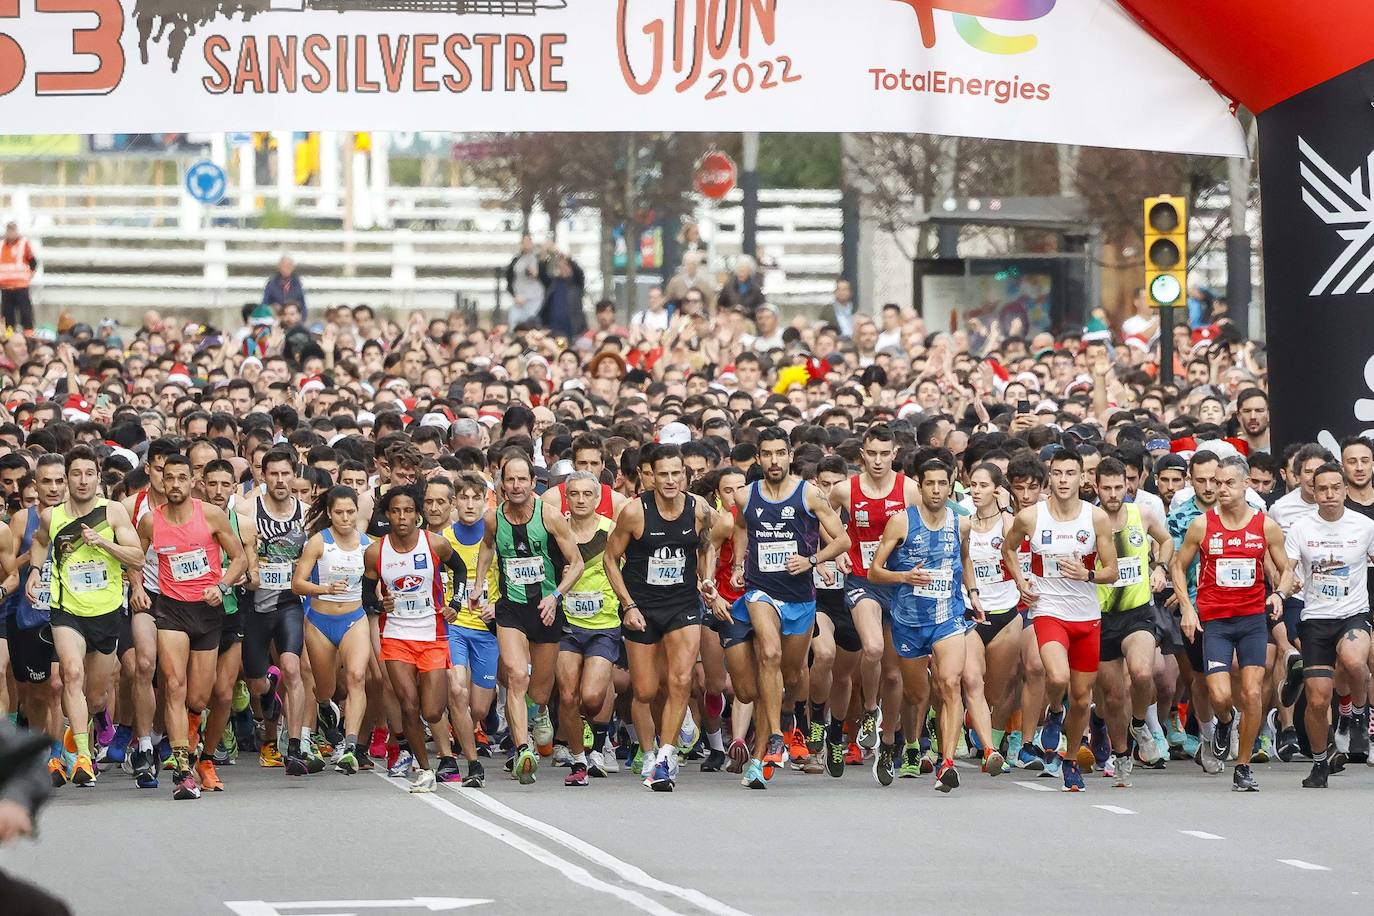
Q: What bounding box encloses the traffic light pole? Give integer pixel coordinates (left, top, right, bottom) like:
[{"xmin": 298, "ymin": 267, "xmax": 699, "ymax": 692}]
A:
[{"xmin": 1158, "ymin": 305, "xmax": 1174, "ymax": 386}]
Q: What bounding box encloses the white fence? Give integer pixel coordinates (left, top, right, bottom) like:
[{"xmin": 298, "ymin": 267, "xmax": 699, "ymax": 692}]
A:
[{"xmin": 0, "ymin": 183, "xmax": 844, "ymax": 326}]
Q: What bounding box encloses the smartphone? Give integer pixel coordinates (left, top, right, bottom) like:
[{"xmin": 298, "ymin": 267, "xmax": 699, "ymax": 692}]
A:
[
  {"xmin": 95, "ymin": 394, "xmax": 110, "ymax": 409},
  {"xmin": 1017, "ymin": 399, "xmax": 1031, "ymax": 415}
]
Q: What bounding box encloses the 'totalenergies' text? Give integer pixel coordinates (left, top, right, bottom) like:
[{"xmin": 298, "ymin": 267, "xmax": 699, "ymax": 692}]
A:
[{"xmin": 869, "ymin": 68, "xmax": 1050, "ymax": 104}]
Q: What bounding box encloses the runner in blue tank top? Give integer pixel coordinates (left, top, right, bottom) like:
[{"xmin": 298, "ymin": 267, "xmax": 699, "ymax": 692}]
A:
[
  {"xmin": 728, "ymin": 429, "xmax": 849, "ymax": 789},
  {"xmin": 870, "ymin": 458, "xmax": 986, "ymax": 793}
]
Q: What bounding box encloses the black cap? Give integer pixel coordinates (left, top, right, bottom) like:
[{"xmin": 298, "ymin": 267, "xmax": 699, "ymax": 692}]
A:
[{"xmin": 1154, "ymin": 453, "xmax": 1187, "ymax": 474}]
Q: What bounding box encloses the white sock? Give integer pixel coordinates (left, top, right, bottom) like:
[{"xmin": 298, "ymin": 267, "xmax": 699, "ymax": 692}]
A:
[
  {"xmin": 1200, "ymin": 719, "xmax": 1215, "ymax": 741},
  {"xmin": 138, "ymin": 735, "xmax": 153, "ymax": 753},
  {"xmin": 707, "ymin": 729, "xmax": 725, "ymax": 752},
  {"xmin": 572, "ymin": 752, "xmax": 586, "ymax": 766},
  {"xmin": 300, "ymin": 727, "xmax": 311, "ymax": 742},
  {"xmin": 151, "ymin": 731, "xmax": 164, "ymax": 746},
  {"xmin": 1144, "ymin": 704, "xmax": 1163, "ymax": 735}
]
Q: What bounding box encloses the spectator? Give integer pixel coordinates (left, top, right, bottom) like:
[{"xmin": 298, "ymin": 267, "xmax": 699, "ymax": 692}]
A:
[
  {"xmin": 629, "ymin": 287, "xmax": 672, "ymax": 337},
  {"xmin": 818, "ymin": 278, "xmax": 857, "ymax": 336},
  {"xmin": 505, "ymin": 232, "xmax": 546, "ymax": 327},
  {"xmin": 663, "ymin": 250, "xmax": 716, "ymax": 308},
  {"xmin": 538, "ymin": 252, "xmax": 587, "ymax": 340},
  {"xmin": 717, "ymin": 254, "xmax": 765, "ymax": 313},
  {"xmin": 0, "ymin": 221, "xmax": 37, "ymax": 332},
  {"xmin": 263, "ymin": 254, "xmax": 306, "ymax": 318}
]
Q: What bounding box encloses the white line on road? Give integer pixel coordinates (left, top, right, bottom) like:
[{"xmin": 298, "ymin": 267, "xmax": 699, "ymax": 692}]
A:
[
  {"xmin": 372, "ymin": 774, "xmax": 683, "ymax": 916},
  {"xmin": 1278, "ymin": 859, "xmax": 1331, "ymax": 872},
  {"xmin": 1013, "ymin": 781, "xmax": 1055, "ymax": 792},
  {"xmin": 1092, "ymin": 805, "xmax": 1136, "ymax": 815},
  {"xmin": 451, "ymin": 785, "xmax": 751, "ymax": 916},
  {"xmin": 1179, "ymin": 830, "xmax": 1225, "ymax": 840}
]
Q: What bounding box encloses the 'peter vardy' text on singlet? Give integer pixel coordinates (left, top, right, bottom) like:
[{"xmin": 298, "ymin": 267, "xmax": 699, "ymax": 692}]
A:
[{"xmin": 744, "ymin": 480, "xmax": 819, "ymax": 604}]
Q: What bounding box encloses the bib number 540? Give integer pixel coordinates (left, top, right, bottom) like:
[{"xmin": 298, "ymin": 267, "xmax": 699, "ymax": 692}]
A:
[{"xmin": 0, "ymin": 0, "xmax": 125, "ymax": 97}]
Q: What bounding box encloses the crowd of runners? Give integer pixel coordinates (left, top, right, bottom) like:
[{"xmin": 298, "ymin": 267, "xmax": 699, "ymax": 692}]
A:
[{"xmin": 2, "ymin": 281, "xmax": 1372, "ymax": 799}]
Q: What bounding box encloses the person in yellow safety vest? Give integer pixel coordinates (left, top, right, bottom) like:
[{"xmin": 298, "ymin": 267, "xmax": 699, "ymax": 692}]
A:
[{"xmin": 0, "ymin": 222, "xmax": 37, "ymax": 332}]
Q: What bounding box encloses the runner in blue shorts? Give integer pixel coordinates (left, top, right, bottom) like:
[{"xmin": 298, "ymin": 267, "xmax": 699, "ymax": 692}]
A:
[
  {"xmin": 870, "ymin": 458, "xmax": 985, "ymax": 793},
  {"xmin": 728, "ymin": 428, "xmax": 849, "ymax": 789}
]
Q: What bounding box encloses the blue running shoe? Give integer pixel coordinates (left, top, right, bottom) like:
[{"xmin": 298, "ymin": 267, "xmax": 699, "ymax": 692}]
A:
[
  {"xmin": 1182, "ymin": 734, "xmax": 1201, "ymax": 759},
  {"xmin": 1040, "ymin": 709, "xmax": 1065, "ymax": 757},
  {"xmin": 648, "ymin": 758, "xmax": 674, "ymax": 792},
  {"xmin": 1016, "ymin": 742, "xmax": 1044, "ymax": 771},
  {"xmin": 1061, "ymin": 759, "xmax": 1086, "ymax": 792},
  {"xmin": 133, "ymin": 748, "xmax": 159, "ymax": 789},
  {"xmin": 741, "ymin": 759, "xmax": 766, "ymax": 790},
  {"xmin": 100, "ymin": 725, "xmax": 132, "ymax": 765},
  {"xmin": 1041, "ymin": 753, "xmax": 1063, "ymax": 779},
  {"xmin": 1089, "ymin": 714, "xmax": 1110, "ymax": 768}
]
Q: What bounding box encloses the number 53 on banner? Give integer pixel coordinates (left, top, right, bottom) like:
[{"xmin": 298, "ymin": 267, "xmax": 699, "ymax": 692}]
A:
[{"xmin": 0, "ymin": 0, "xmax": 124, "ymax": 96}]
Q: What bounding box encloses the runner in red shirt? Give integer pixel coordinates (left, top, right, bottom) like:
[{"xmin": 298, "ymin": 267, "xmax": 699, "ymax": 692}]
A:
[{"xmin": 544, "ymin": 433, "xmax": 627, "ymax": 521}]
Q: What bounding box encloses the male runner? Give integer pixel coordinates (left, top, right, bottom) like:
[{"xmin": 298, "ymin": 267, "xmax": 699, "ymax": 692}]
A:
[
  {"xmin": 364, "ymin": 484, "xmax": 458, "ymax": 794},
  {"xmin": 1284, "ymin": 463, "xmax": 1374, "ymax": 787},
  {"xmin": 544, "ymin": 433, "xmax": 627, "ymax": 520},
  {"xmin": 28, "ymin": 447, "xmax": 144, "ymax": 786},
  {"xmin": 444, "ymin": 472, "xmax": 499, "ymax": 788},
  {"xmin": 198, "ymin": 459, "xmax": 248, "ymax": 788},
  {"xmin": 239, "ymin": 447, "xmax": 319, "ymax": 775},
  {"xmin": 829, "ymin": 425, "xmax": 919, "ymax": 752},
  {"xmin": 728, "ymin": 429, "xmax": 849, "ymax": 788},
  {"xmin": 137, "ymin": 454, "xmax": 246, "ymax": 799},
  {"xmin": 1340, "ymin": 435, "xmax": 1374, "ymax": 761},
  {"xmin": 1094, "ymin": 457, "xmax": 1172, "ymax": 786},
  {"xmin": 1004, "ymin": 447, "xmax": 1118, "ymax": 792},
  {"xmin": 870, "ymin": 459, "xmax": 983, "ymax": 792},
  {"xmin": 1004, "ymin": 454, "xmax": 1050, "ymax": 770},
  {"xmin": 811, "ymin": 456, "xmax": 861, "ymax": 778},
  {"xmin": 1173, "ymin": 455, "xmax": 1293, "ymax": 792},
  {"xmin": 471, "ymin": 450, "xmax": 583, "ymax": 785},
  {"xmin": 557, "ymin": 472, "xmax": 623, "ymax": 786},
  {"xmin": 421, "ymin": 476, "xmax": 473, "ymax": 783},
  {"xmin": 604, "ymin": 444, "xmax": 717, "ymax": 791}
]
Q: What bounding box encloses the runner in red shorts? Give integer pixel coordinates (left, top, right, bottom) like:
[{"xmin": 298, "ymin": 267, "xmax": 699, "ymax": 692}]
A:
[
  {"xmin": 1004, "ymin": 446, "xmax": 1117, "ymax": 792},
  {"xmin": 363, "ymin": 483, "xmax": 456, "ymax": 794}
]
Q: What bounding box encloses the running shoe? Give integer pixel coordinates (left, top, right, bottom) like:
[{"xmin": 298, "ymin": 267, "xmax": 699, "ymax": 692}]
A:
[
  {"xmin": 195, "ymin": 759, "xmax": 224, "ymax": 792},
  {"xmin": 1112, "ymin": 753, "xmax": 1133, "ymax": 788},
  {"xmin": 1276, "ymin": 727, "xmax": 1300, "ymax": 763},
  {"xmin": 311, "ymin": 734, "xmax": 335, "ymax": 760},
  {"xmin": 1252, "ymin": 734, "xmax": 1274, "ymax": 764},
  {"xmin": 552, "ymin": 744, "xmax": 573, "ymax": 768},
  {"xmin": 260, "ymin": 743, "xmax": 284, "ymax": 768},
  {"xmin": 1352, "ymin": 709, "xmax": 1371, "ymax": 762},
  {"xmin": 873, "ymin": 744, "xmax": 895, "ymax": 787},
  {"xmin": 335, "ymin": 751, "xmax": 358, "ymax": 775},
  {"xmin": 285, "ymin": 755, "xmax": 310, "ymax": 777},
  {"xmin": 1005, "ymin": 732, "xmax": 1025, "ymax": 768},
  {"xmin": 461, "ymin": 761, "xmax": 486, "ymax": 788},
  {"xmin": 515, "ymin": 746, "xmax": 539, "ymax": 785},
  {"xmin": 1335, "ymin": 714, "xmax": 1353, "ymax": 756},
  {"xmin": 317, "ymin": 701, "xmax": 343, "ymax": 746},
  {"xmin": 530, "ymin": 705, "xmax": 555, "ymax": 749},
  {"xmin": 435, "ymin": 756, "xmax": 462, "ymax": 783},
  {"xmin": 600, "ymin": 739, "xmax": 620, "ymax": 773},
  {"xmin": 1016, "ymin": 744, "xmax": 1044, "ymax": 771},
  {"xmin": 70, "ymin": 755, "xmax": 95, "ymax": 787},
  {"xmin": 157, "ymin": 738, "xmax": 174, "ymax": 771},
  {"xmin": 629, "ymin": 746, "xmax": 644, "ymax": 776},
  {"xmin": 1232, "ymin": 763, "xmax": 1259, "ymax": 792},
  {"xmin": 826, "ymin": 736, "xmax": 845, "ymax": 778},
  {"xmin": 898, "ymin": 742, "xmax": 922, "ymax": 779},
  {"xmin": 389, "ymin": 750, "xmax": 416, "ymax": 778},
  {"xmin": 565, "ymin": 763, "xmax": 590, "ymax": 787},
  {"xmin": 1302, "ymin": 761, "xmax": 1329, "ymax": 789},
  {"xmin": 356, "ymin": 747, "xmax": 375, "ymax": 772},
  {"xmin": 935, "ymin": 759, "xmax": 959, "ymax": 793},
  {"xmin": 1211, "ymin": 719, "xmax": 1231, "ymax": 766},
  {"xmin": 94, "ymin": 710, "xmax": 115, "ymax": 747},
  {"xmin": 409, "ymin": 769, "xmax": 437, "ymax": 794},
  {"xmin": 588, "ymin": 750, "xmax": 610, "ymax": 777},
  {"xmin": 647, "ymin": 758, "xmax": 674, "ymax": 792},
  {"xmin": 133, "ymin": 749, "xmax": 159, "ymax": 789},
  {"xmin": 921, "ymin": 750, "xmax": 937, "ymax": 775},
  {"xmin": 215, "ymin": 724, "xmax": 238, "ymax": 766},
  {"xmin": 1041, "ymin": 754, "xmax": 1063, "ymax": 779},
  {"xmin": 983, "ymin": 749, "xmax": 1005, "ymax": 777},
  {"xmin": 856, "ymin": 708, "xmax": 880, "ymax": 750},
  {"xmin": 1329, "ymin": 749, "xmax": 1348, "ymax": 774},
  {"xmin": 232, "ymin": 679, "xmax": 251, "ymax": 714},
  {"xmin": 369, "ymin": 728, "xmax": 388, "ymax": 761},
  {"xmin": 700, "ymin": 748, "xmax": 727, "ymax": 773},
  {"xmin": 807, "ymin": 721, "xmax": 825, "ymax": 755},
  {"xmin": 100, "ymin": 725, "xmax": 132, "ymax": 766},
  {"xmin": 262, "ymin": 666, "xmax": 283, "ymax": 722},
  {"xmin": 762, "ymin": 733, "xmax": 785, "ymax": 782},
  {"xmin": 1089, "ymin": 714, "xmax": 1110, "ymax": 767},
  {"xmin": 726, "ymin": 738, "xmax": 749, "ymax": 774},
  {"xmin": 802, "ymin": 754, "xmax": 826, "ymax": 775},
  {"xmin": 844, "ymin": 742, "xmax": 864, "ymax": 766},
  {"xmin": 1130, "ymin": 722, "xmax": 1162, "ymax": 764},
  {"xmin": 62, "ymin": 724, "xmax": 78, "ymax": 755},
  {"xmin": 1166, "ymin": 712, "xmax": 1187, "ymax": 751},
  {"xmin": 742, "ymin": 759, "xmax": 767, "ymax": 789},
  {"xmin": 1061, "ymin": 759, "xmax": 1086, "ymax": 792},
  {"xmin": 304, "ymin": 748, "xmax": 327, "ymax": 775},
  {"xmin": 1040, "ymin": 708, "xmax": 1065, "ymax": 757},
  {"xmin": 47, "ymin": 757, "xmax": 68, "ymax": 787},
  {"xmin": 786, "ymin": 729, "xmax": 809, "ymax": 767},
  {"xmin": 173, "ymin": 771, "xmax": 200, "ymax": 800},
  {"xmin": 1279, "ymin": 652, "xmax": 1304, "ymax": 708},
  {"xmin": 677, "ymin": 714, "xmax": 700, "ymax": 759},
  {"xmin": 1181, "ymin": 733, "xmax": 1202, "ymax": 760},
  {"xmin": 1195, "ymin": 735, "xmax": 1223, "ymax": 775}
]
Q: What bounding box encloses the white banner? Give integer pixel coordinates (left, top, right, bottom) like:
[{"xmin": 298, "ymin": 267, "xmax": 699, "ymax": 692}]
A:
[{"xmin": 0, "ymin": 0, "xmax": 1244, "ymax": 156}]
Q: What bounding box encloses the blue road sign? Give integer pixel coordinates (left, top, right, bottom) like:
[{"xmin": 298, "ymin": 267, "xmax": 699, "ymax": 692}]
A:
[{"xmin": 185, "ymin": 160, "xmax": 227, "ymax": 205}]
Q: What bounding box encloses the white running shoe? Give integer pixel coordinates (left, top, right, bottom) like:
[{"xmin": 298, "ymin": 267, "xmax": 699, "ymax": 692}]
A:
[
  {"xmin": 409, "ymin": 769, "xmax": 436, "ymax": 793},
  {"xmin": 1131, "ymin": 723, "xmax": 1162, "ymax": 764},
  {"xmin": 587, "ymin": 750, "xmax": 608, "ymax": 777},
  {"xmin": 552, "ymin": 744, "xmax": 573, "ymax": 767},
  {"xmin": 530, "ymin": 706, "xmax": 555, "ymax": 748}
]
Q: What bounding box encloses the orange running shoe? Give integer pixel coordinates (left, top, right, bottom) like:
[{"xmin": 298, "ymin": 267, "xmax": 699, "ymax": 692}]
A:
[
  {"xmin": 63, "ymin": 725, "xmax": 78, "ymax": 754},
  {"xmin": 48, "ymin": 757, "xmax": 68, "ymax": 787},
  {"xmin": 475, "ymin": 722, "xmax": 490, "ymax": 749},
  {"xmin": 70, "ymin": 754, "xmax": 96, "ymax": 787},
  {"xmin": 787, "ymin": 728, "xmax": 809, "ymax": 765},
  {"xmin": 195, "ymin": 758, "xmax": 224, "ymax": 791},
  {"xmin": 1076, "ymin": 742, "xmax": 1097, "ymax": 774},
  {"xmin": 844, "ymin": 741, "xmax": 864, "ymax": 766}
]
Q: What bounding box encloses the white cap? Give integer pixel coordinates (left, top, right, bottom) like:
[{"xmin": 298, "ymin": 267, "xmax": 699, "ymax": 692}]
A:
[{"xmin": 659, "ymin": 422, "xmax": 692, "ymax": 445}]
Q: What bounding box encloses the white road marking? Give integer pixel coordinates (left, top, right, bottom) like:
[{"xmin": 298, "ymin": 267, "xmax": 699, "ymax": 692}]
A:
[
  {"xmin": 1013, "ymin": 781, "xmax": 1055, "ymax": 792},
  {"xmin": 224, "ymin": 898, "xmax": 489, "ymax": 915},
  {"xmin": 1278, "ymin": 859, "xmax": 1331, "ymax": 872},
  {"xmin": 372, "ymin": 774, "xmax": 683, "ymax": 916},
  {"xmin": 1092, "ymin": 804, "xmax": 1135, "ymax": 815},
  {"xmin": 451, "ymin": 785, "xmax": 752, "ymax": 916},
  {"xmin": 1179, "ymin": 830, "xmax": 1225, "ymax": 840}
]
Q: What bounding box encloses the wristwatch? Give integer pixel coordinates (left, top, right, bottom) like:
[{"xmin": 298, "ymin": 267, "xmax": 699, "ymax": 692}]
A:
[
  {"xmin": 809, "ymin": 555, "xmax": 819, "ymax": 568},
  {"xmin": 218, "ymin": 583, "xmax": 231, "ymax": 596}
]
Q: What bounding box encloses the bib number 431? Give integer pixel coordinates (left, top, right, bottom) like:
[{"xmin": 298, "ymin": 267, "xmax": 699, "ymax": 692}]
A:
[{"xmin": 0, "ymin": 0, "xmax": 125, "ymax": 97}]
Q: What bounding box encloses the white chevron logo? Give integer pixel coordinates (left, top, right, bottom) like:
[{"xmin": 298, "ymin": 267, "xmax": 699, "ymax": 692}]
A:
[{"xmin": 1299, "ymin": 137, "xmax": 1374, "ymax": 296}]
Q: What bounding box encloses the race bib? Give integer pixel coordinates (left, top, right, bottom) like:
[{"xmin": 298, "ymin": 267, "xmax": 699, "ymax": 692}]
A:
[
  {"xmin": 69, "ymin": 560, "xmax": 109, "ymax": 594},
  {"xmin": 973, "ymin": 560, "xmax": 1005, "ymax": 587},
  {"xmin": 1019, "ymin": 553, "xmax": 1033, "ymax": 578},
  {"xmin": 566, "ymin": 591, "xmax": 604, "ymax": 619},
  {"xmin": 1215, "ymin": 557, "xmax": 1256, "ymax": 589},
  {"xmin": 1112, "ymin": 556, "xmax": 1144, "ymax": 588},
  {"xmin": 392, "ymin": 591, "xmax": 434, "ymax": 619},
  {"xmin": 911, "ymin": 566, "xmax": 954, "ymax": 599},
  {"xmin": 1039, "ymin": 555, "xmax": 1072, "ymax": 579},
  {"xmin": 504, "ymin": 556, "xmax": 546, "ymax": 586},
  {"xmin": 647, "ymin": 555, "xmax": 686, "ymax": 586},
  {"xmin": 814, "ymin": 561, "xmax": 843, "ymax": 590},
  {"xmin": 169, "ymin": 548, "xmax": 210, "ymax": 583},
  {"xmin": 33, "ymin": 561, "xmax": 51, "ymax": 609},
  {"xmin": 1313, "ymin": 570, "xmax": 1350, "ymax": 600},
  {"xmin": 860, "ymin": 540, "xmax": 880, "ymax": 568},
  {"xmin": 259, "ymin": 561, "xmax": 291, "ymax": 591},
  {"xmin": 756, "ymin": 540, "xmax": 798, "ymax": 573}
]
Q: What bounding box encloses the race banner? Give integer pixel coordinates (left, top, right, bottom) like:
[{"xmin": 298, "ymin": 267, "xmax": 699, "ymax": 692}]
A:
[{"xmin": 0, "ymin": 0, "xmax": 1244, "ymax": 156}]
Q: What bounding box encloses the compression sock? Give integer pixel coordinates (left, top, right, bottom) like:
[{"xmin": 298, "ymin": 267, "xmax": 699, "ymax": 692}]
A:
[
  {"xmin": 1339, "ymin": 696, "xmax": 1354, "ymax": 718},
  {"xmin": 991, "ymin": 728, "xmax": 1005, "ymax": 751},
  {"xmin": 811, "ymin": 702, "xmax": 827, "ymax": 727},
  {"xmin": 1145, "ymin": 703, "xmax": 1163, "ymax": 736},
  {"xmin": 706, "ymin": 729, "xmax": 725, "ymax": 752},
  {"xmin": 138, "ymin": 735, "xmax": 153, "ymax": 753},
  {"xmin": 591, "ymin": 723, "xmax": 610, "ymax": 753}
]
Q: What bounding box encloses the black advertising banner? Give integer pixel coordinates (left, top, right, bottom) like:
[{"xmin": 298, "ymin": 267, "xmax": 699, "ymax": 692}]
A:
[{"xmin": 1257, "ymin": 58, "xmax": 1374, "ymax": 450}]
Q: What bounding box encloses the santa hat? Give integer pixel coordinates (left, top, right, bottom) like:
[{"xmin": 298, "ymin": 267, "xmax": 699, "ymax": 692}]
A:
[
  {"xmin": 299, "ymin": 376, "xmax": 326, "ymax": 396},
  {"xmin": 62, "ymin": 393, "xmax": 92, "ymax": 422},
  {"xmin": 166, "ymin": 364, "xmax": 192, "ymax": 388}
]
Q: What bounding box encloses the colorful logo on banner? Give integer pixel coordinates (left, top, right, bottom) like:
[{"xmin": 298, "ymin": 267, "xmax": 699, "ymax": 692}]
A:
[{"xmin": 892, "ymin": 0, "xmax": 1057, "ymax": 54}]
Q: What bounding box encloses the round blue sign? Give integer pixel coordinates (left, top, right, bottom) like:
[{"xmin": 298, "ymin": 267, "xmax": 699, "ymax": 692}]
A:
[{"xmin": 185, "ymin": 160, "xmax": 227, "ymax": 205}]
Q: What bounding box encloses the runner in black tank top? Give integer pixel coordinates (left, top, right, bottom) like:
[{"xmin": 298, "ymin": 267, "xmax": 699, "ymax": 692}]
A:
[{"xmin": 621, "ymin": 491, "xmax": 703, "ymax": 635}]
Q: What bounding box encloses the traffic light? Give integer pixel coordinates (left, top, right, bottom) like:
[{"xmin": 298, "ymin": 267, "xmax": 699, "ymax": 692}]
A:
[{"xmin": 1143, "ymin": 195, "xmax": 1187, "ymax": 308}]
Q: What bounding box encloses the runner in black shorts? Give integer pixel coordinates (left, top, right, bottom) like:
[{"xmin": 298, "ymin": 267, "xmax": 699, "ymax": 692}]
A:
[
  {"xmin": 198, "ymin": 459, "xmax": 249, "ymax": 783},
  {"xmin": 808, "ymin": 457, "xmax": 861, "ymax": 776}
]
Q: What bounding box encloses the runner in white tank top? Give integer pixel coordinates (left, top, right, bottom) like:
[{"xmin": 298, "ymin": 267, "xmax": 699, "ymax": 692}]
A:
[{"xmin": 1027, "ymin": 500, "xmax": 1102, "ymax": 623}]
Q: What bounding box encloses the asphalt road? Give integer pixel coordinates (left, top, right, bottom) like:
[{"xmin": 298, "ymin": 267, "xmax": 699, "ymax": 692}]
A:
[{"xmin": 4, "ymin": 753, "xmax": 1373, "ymax": 915}]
